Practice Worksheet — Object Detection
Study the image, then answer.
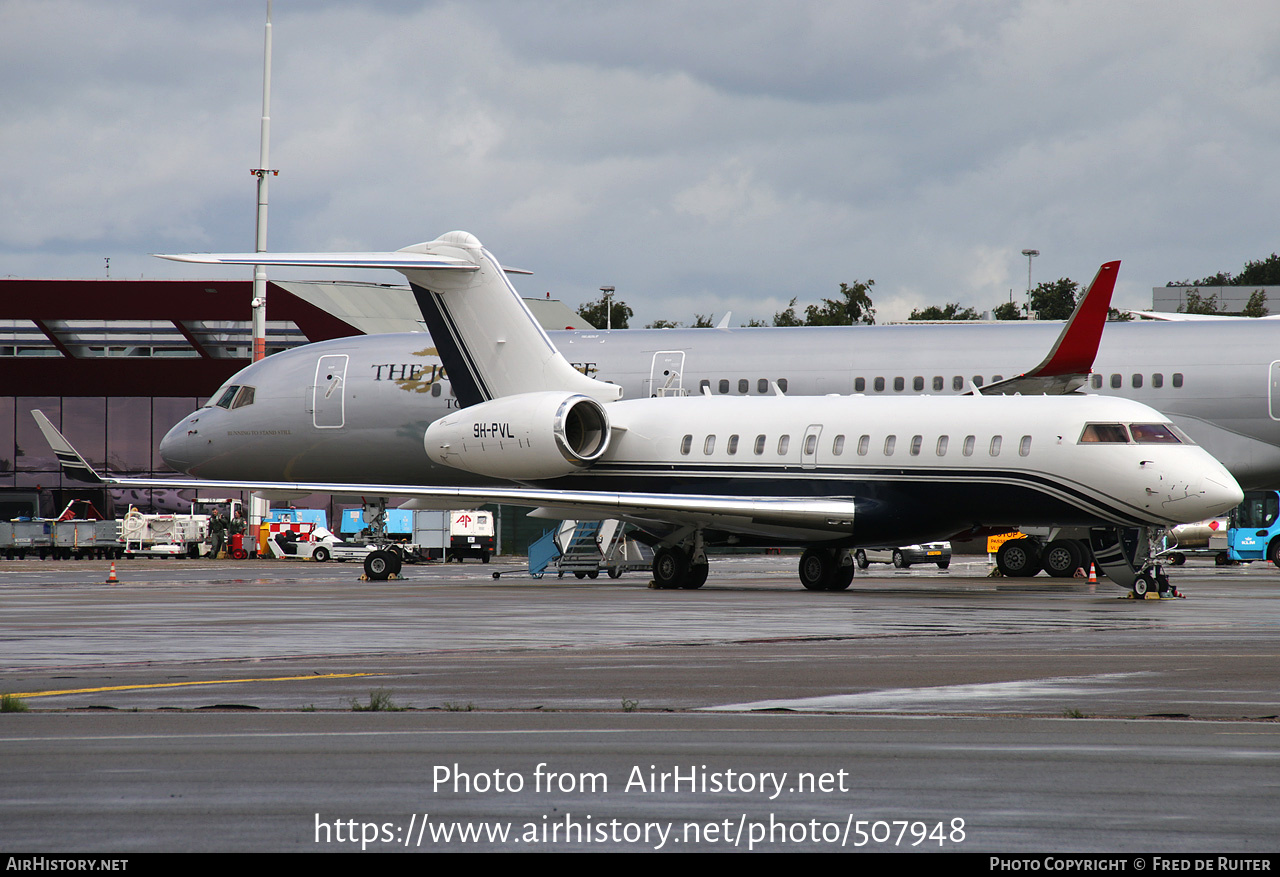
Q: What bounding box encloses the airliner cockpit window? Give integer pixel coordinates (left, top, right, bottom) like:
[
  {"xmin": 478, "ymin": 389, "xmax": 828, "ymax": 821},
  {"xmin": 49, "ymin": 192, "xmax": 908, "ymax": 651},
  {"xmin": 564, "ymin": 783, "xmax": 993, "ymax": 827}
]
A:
[
  {"xmin": 215, "ymin": 386, "xmax": 241, "ymax": 409},
  {"xmin": 230, "ymin": 386, "xmax": 256, "ymax": 409},
  {"xmin": 1129, "ymin": 424, "xmax": 1182, "ymax": 444},
  {"xmin": 1079, "ymin": 423, "xmax": 1130, "ymax": 443}
]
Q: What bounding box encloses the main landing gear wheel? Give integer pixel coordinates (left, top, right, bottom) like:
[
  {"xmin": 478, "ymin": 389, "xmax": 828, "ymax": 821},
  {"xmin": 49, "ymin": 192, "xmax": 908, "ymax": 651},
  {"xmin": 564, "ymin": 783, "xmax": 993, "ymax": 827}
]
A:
[
  {"xmin": 799, "ymin": 547, "xmax": 835, "ymax": 591},
  {"xmin": 799, "ymin": 548, "xmax": 852, "ymax": 591},
  {"xmin": 996, "ymin": 538, "xmax": 1042, "ymax": 577},
  {"xmin": 1041, "ymin": 539, "xmax": 1082, "ymax": 578},
  {"xmin": 683, "ymin": 563, "xmax": 708, "ymax": 590},
  {"xmin": 652, "ymin": 546, "xmax": 689, "ymax": 590}
]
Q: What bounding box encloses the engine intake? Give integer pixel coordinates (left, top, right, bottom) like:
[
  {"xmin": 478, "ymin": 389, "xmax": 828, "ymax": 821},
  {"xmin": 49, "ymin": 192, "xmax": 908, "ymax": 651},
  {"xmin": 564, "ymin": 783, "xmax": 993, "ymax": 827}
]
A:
[{"xmin": 424, "ymin": 391, "xmax": 612, "ymax": 480}]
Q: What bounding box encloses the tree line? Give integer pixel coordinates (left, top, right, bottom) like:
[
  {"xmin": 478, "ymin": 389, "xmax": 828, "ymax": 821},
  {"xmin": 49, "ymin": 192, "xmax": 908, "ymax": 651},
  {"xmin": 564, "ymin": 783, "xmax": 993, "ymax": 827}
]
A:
[{"xmin": 577, "ymin": 253, "xmax": 1280, "ymax": 328}]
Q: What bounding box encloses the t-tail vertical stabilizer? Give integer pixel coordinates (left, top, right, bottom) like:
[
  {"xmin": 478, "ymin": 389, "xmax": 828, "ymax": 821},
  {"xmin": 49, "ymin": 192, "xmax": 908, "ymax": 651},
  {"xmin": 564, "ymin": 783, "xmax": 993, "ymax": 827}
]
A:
[
  {"xmin": 155, "ymin": 231, "xmax": 622, "ymax": 410},
  {"xmin": 399, "ymin": 232, "xmax": 622, "ymax": 408}
]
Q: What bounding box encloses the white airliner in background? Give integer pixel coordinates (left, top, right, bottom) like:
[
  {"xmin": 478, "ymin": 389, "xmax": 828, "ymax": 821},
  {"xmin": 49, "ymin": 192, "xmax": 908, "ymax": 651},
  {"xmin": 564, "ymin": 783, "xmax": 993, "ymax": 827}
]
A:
[{"xmin": 38, "ymin": 231, "xmax": 1242, "ymax": 595}]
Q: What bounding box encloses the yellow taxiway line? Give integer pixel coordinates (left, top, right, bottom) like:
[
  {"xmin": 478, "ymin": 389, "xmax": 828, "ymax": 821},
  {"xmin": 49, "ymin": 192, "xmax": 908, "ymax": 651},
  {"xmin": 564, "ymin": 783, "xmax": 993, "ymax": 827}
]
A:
[{"xmin": 13, "ymin": 673, "xmax": 381, "ymax": 698}]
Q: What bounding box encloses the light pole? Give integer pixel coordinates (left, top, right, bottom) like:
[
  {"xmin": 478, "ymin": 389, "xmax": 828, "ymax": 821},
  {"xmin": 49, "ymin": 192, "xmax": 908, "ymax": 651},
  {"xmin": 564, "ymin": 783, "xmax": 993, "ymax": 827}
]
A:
[
  {"xmin": 1021, "ymin": 249, "xmax": 1039, "ymax": 319},
  {"xmin": 600, "ymin": 285, "xmax": 615, "ymax": 330}
]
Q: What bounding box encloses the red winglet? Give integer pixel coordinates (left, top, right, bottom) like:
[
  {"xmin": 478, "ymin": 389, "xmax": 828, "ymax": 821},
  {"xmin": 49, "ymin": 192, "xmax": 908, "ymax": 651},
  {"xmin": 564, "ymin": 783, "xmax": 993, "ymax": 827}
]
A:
[{"xmin": 1027, "ymin": 261, "xmax": 1119, "ymax": 378}]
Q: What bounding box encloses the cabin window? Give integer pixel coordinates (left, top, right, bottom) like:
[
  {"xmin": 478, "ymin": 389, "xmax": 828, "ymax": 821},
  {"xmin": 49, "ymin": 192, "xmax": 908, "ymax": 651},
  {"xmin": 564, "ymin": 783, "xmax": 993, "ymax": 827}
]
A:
[
  {"xmin": 738, "ymin": 379, "xmax": 749, "ymax": 394},
  {"xmin": 989, "ymin": 435, "xmax": 1002, "ymax": 456},
  {"xmin": 1110, "ymin": 373, "xmax": 1122, "ymax": 389},
  {"xmin": 699, "ymin": 379, "xmax": 710, "ymax": 393},
  {"xmin": 933, "ymin": 376, "xmax": 944, "ymax": 392},
  {"xmin": 936, "ymin": 436, "xmax": 949, "ymax": 456},
  {"xmin": 215, "ymin": 386, "xmax": 240, "ymax": 409},
  {"xmin": 874, "ymin": 377, "xmax": 885, "ymax": 392},
  {"xmin": 854, "ymin": 377, "xmax": 866, "ymax": 392},
  {"xmin": 1152, "ymin": 373, "xmax": 1164, "ymax": 388},
  {"xmin": 777, "ymin": 435, "xmax": 790, "ymax": 455},
  {"xmin": 963, "ymin": 435, "xmax": 975, "ymax": 456},
  {"xmin": 1079, "ymin": 424, "xmax": 1130, "ymax": 443},
  {"xmin": 913, "ymin": 376, "xmax": 924, "ymax": 391},
  {"xmin": 972, "ymin": 375, "xmax": 984, "ymax": 387},
  {"xmin": 804, "ymin": 434, "xmax": 818, "ymax": 455},
  {"xmin": 833, "ymin": 435, "xmax": 846, "ymax": 455},
  {"xmin": 952, "ymin": 376, "xmax": 964, "ymax": 391},
  {"xmin": 727, "ymin": 434, "xmax": 740, "ymax": 455},
  {"xmin": 757, "ymin": 378, "xmax": 769, "ymax": 394},
  {"xmin": 704, "ymin": 435, "xmax": 716, "ymax": 454},
  {"xmin": 857, "ymin": 435, "xmax": 870, "ymax": 455},
  {"xmin": 909, "ymin": 435, "xmax": 922, "ymax": 456},
  {"xmin": 680, "ymin": 435, "xmax": 693, "ymax": 455},
  {"xmin": 894, "ymin": 377, "xmax": 905, "ymax": 392},
  {"xmin": 884, "ymin": 435, "xmax": 896, "ymax": 455},
  {"xmin": 1130, "ymin": 424, "xmax": 1182, "ymax": 444},
  {"xmin": 1173, "ymin": 372, "xmax": 1184, "ymax": 388},
  {"xmin": 718, "ymin": 379, "xmax": 729, "ymax": 394},
  {"xmin": 993, "ymin": 375, "xmax": 1003, "ymax": 382},
  {"xmin": 1091, "ymin": 374, "xmax": 1102, "ymax": 389},
  {"xmin": 1132, "ymin": 373, "xmax": 1143, "ymax": 389},
  {"xmin": 1019, "ymin": 435, "xmax": 1032, "ymax": 456},
  {"xmin": 777, "ymin": 378, "xmax": 788, "ymax": 393},
  {"xmin": 431, "ymin": 382, "xmax": 442, "ymax": 397},
  {"xmin": 754, "ymin": 434, "xmax": 766, "ymax": 455}
]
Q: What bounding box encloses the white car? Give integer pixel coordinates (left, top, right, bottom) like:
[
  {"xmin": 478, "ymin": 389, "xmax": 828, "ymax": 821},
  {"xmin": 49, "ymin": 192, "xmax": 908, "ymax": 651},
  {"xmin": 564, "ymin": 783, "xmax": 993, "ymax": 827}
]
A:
[{"xmin": 855, "ymin": 542, "xmax": 952, "ymax": 570}]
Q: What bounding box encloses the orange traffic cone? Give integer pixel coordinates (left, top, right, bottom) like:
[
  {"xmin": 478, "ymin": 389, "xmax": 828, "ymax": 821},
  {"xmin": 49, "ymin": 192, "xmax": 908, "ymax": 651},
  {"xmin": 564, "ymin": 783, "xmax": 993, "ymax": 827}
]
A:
[
  {"xmin": 1087, "ymin": 563, "xmax": 1097, "ymax": 584},
  {"xmin": 106, "ymin": 562, "xmax": 119, "ymax": 584}
]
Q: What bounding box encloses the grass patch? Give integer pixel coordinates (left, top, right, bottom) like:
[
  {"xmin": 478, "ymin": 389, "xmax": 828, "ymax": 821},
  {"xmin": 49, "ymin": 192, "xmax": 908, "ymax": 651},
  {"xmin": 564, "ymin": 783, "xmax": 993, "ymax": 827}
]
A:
[
  {"xmin": 443, "ymin": 701, "xmax": 475, "ymax": 712},
  {"xmin": 1, "ymin": 694, "xmax": 30, "ymax": 713},
  {"xmin": 350, "ymin": 688, "xmax": 405, "ymax": 712},
  {"xmin": 621, "ymin": 698, "xmax": 639, "ymax": 713},
  {"xmin": 1063, "ymin": 708, "xmax": 1086, "ymax": 719}
]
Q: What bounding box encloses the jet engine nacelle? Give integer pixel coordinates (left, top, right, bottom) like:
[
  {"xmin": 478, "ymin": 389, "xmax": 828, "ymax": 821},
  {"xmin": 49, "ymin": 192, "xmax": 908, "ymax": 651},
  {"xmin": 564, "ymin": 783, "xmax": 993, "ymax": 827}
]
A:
[{"xmin": 423, "ymin": 391, "xmax": 611, "ymax": 480}]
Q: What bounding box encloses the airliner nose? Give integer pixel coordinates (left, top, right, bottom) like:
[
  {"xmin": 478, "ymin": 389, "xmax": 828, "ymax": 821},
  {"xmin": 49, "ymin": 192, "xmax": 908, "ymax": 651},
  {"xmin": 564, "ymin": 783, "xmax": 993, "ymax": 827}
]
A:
[{"xmin": 159, "ymin": 414, "xmax": 199, "ymax": 472}]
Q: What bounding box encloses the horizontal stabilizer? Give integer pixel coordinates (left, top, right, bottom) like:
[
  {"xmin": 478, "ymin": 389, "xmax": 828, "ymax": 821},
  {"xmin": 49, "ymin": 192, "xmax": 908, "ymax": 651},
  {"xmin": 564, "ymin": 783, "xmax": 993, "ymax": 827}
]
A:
[{"xmin": 154, "ymin": 251, "xmax": 479, "ymax": 271}]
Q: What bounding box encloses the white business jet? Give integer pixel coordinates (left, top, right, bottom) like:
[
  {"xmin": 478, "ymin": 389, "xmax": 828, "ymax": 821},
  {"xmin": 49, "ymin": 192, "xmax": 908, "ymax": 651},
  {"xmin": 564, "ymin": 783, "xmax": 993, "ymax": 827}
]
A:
[{"xmin": 39, "ymin": 232, "xmax": 1241, "ymax": 595}]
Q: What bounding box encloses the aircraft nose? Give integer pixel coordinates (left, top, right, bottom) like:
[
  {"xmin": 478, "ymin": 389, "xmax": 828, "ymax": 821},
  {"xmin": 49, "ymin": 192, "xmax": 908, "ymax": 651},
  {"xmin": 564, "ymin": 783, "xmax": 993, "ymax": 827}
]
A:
[
  {"xmin": 1201, "ymin": 471, "xmax": 1244, "ymax": 517},
  {"xmin": 158, "ymin": 414, "xmax": 200, "ymax": 472}
]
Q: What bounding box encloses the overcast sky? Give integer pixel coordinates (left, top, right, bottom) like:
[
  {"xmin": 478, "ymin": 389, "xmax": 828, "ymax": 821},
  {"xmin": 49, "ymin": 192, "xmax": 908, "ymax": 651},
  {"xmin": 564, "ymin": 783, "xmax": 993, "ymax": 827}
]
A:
[{"xmin": 2, "ymin": 0, "xmax": 1277, "ymax": 324}]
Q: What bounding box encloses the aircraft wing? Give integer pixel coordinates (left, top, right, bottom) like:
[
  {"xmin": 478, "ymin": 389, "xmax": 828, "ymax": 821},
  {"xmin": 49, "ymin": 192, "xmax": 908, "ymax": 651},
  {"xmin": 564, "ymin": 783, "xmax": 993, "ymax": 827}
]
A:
[
  {"xmin": 979, "ymin": 261, "xmax": 1119, "ymax": 395},
  {"xmin": 33, "ymin": 412, "xmax": 856, "ymax": 539}
]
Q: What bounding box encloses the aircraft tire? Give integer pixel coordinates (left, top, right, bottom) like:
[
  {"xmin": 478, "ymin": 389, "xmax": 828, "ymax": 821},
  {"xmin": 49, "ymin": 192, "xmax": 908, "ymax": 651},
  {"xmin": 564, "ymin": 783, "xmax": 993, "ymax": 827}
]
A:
[
  {"xmin": 831, "ymin": 564, "xmax": 855, "ymax": 591},
  {"xmin": 799, "ymin": 547, "xmax": 834, "ymax": 591},
  {"xmin": 1132, "ymin": 572, "xmax": 1153, "ymax": 597},
  {"xmin": 854, "ymin": 549, "xmax": 869, "ymax": 570},
  {"xmin": 1042, "ymin": 539, "xmax": 1081, "ymax": 578},
  {"xmin": 652, "ymin": 547, "xmax": 689, "ymax": 590},
  {"xmin": 364, "ymin": 550, "xmax": 392, "ymax": 581},
  {"xmin": 682, "ymin": 563, "xmax": 708, "ymax": 589},
  {"xmin": 996, "ymin": 538, "xmax": 1041, "ymax": 577}
]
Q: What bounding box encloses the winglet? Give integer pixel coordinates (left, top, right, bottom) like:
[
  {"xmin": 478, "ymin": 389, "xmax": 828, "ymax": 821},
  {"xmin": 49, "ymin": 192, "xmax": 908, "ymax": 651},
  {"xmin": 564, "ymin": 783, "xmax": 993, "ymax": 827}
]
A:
[
  {"xmin": 32, "ymin": 410, "xmax": 106, "ymax": 484},
  {"xmin": 980, "ymin": 260, "xmax": 1119, "ymax": 395}
]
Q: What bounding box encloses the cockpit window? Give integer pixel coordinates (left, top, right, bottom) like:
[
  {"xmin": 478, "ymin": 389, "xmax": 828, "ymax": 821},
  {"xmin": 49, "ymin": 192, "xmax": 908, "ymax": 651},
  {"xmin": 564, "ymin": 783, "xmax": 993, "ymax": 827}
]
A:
[
  {"xmin": 231, "ymin": 386, "xmax": 256, "ymax": 409},
  {"xmin": 1079, "ymin": 423, "xmax": 1130, "ymax": 443},
  {"xmin": 215, "ymin": 385, "xmax": 241, "ymax": 409},
  {"xmin": 1129, "ymin": 423, "xmax": 1181, "ymax": 444}
]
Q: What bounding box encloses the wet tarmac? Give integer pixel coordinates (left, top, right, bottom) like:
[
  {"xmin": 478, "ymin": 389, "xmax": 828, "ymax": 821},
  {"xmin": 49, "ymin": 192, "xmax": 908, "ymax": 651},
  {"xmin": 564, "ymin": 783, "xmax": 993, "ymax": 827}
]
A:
[{"xmin": 2, "ymin": 554, "xmax": 1278, "ymax": 852}]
